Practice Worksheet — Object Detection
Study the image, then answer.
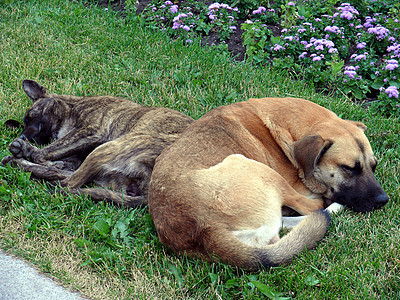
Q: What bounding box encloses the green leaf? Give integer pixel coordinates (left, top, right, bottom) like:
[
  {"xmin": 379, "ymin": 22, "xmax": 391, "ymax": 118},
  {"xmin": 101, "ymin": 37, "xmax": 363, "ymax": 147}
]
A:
[
  {"xmin": 352, "ymin": 88, "xmax": 364, "ymax": 100},
  {"xmin": 389, "ymin": 81, "xmax": 400, "ymax": 88},
  {"xmin": 209, "ymin": 272, "xmax": 218, "ymax": 285},
  {"xmin": 168, "ymin": 264, "xmax": 184, "ymax": 287},
  {"xmin": 371, "ymin": 79, "xmax": 384, "ymax": 90},
  {"xmin": 224, "ymin": 278, "xmax": 240, "ymax": 289},
  {"xmin": 251, "ymin": 281, "xmax": 289, "ymax": 299},
  {"xmin": 93, "ymin": 219, "xmax": 110, "ymax": 237},
  {"xmin": 305, "ymin": 275, "xmax": 320, "ymax": 286},
  {"xmin": 74, "ymin": 238, "xmax": 90, "ymax": 248}
]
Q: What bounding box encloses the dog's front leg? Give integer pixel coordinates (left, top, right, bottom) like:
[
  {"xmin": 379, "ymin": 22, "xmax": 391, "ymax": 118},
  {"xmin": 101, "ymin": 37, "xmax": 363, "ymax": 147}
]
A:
[{"xmin": 9, "ymin": 128, "xmax": 104, "ymax": 163}]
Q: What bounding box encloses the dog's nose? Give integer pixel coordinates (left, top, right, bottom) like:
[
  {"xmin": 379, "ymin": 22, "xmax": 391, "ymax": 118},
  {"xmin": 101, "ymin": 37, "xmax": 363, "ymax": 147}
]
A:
[{"xmin": 375, "ymin": 193, "xmax": 389, "ymax": 208}]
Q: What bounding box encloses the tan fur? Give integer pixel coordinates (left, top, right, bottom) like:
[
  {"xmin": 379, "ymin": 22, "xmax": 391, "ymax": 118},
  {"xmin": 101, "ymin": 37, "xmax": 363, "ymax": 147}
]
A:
[{"xmin": 148, "ymin": 97, "xmax": 388, "ymax": 269}]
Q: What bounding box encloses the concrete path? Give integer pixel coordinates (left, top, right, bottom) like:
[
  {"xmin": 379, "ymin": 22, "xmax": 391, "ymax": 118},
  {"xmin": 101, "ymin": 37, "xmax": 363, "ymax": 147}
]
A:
[{"xmin": 0, "ymin": 251, "xmax": 85, "ymax": 300}]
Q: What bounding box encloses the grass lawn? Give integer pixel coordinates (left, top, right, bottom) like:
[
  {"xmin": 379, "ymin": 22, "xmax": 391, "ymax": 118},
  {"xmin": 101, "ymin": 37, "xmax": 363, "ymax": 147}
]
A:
[{"xmin": 0, "ymin": 0, "xmax": 399, "ymax": 299}]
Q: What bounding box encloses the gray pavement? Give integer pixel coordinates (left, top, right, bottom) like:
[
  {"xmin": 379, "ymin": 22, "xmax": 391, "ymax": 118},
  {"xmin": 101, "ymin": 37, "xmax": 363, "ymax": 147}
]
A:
[{"xmin": 0, "ymin": 251, "xmax": 85, "ymax": 300}]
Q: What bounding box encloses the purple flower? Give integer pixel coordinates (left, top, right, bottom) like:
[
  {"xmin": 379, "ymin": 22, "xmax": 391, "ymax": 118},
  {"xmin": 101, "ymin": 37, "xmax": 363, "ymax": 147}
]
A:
[
  {"xmin": 252, "ymin": 6, "xmax": 266, "ymax": 14},
  {"xmin": 313, "ymin": 56, "xmax": 322, "ymax": 61},
  {"xmin": 387, "ymin": 43, "xmax": 400, "ymax": 57},
  {"xmin": 385, "ymin": 86, "xmax": 399, "ymax": 98},
  {"xmin": 344, "ymin": 66, "xmax": 357, "ymax": 79},
  {"xmin": 170, "ymin": 5, "xmax": 178, "ymax": 13},
  {"xmin": 385, "ymin": 59, "xmax": 399, "ymax": 70},
  {"xmin": 288, "ymin": 2, "xmax": 295, "ymax": 6},
  {"xmin": 272, "ymin": 44, "xmax": 285, "ymax": 51},
  {"xmin": 182, "ymin": 25, "xmax": 190, "ymax": 31},
  {"xmin": 367, "ymin": 26, "xmax": 390, "ymax": 40},
  {"xmin": 340, "ymin": 11, "xmax": 353, "ymax": 20},
  {"xmin": 324, "ymin": 25, "xmax": 340, "ymax": 33},
  {"xmin": 354, "ymin": 54, "xmax": 366, "ymax": 61},
  {"xmin": 284, "ymin": 36, "xmax": 294, "ymax": 42},
  {"xmin": 338, "ymin": 3, "xmax": 359, "ymax": 18},
  {"xmin": 229, "ymin": 26, "xmax": 237, "ymax": 30},
  {"xmin": 165, "ymin": 0, "xmax": 173, "ymax": 5},
  {"xmin": 208, "ymin": 3, "xmax": 220, "ymax": 10},
  {"xmin": 173, "ymin": 13, "xmax": 187, "ymax": 22},
  {"xmin": 357, "ymin": 42, "xmax": 366, "ymax": 49},
  {"xmin": 299, "ymin": 52, "xmax": 308, "ymax": 58}
]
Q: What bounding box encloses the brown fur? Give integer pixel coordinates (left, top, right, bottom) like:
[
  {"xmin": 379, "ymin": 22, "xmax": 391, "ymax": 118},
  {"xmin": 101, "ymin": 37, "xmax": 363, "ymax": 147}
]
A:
[
  {"xmin": 2, "ymin": 80, "xmax": 194, "ymax": 207},
  {"xmin": 148, "ymin": 97, "xmax": 388, "ymax": 269}
]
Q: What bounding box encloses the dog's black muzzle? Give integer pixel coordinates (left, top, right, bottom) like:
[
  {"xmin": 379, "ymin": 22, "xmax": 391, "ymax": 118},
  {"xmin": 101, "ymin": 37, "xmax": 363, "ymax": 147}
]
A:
[{"xmin": 334, "ymin": 174, "xmax": 389, "ymax": 212}]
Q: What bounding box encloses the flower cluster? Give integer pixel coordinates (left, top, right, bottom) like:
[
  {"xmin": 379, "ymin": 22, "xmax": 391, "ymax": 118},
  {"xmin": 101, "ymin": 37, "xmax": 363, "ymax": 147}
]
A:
[
  {"xmin": 144, "ymin": 1, "xmax": 239, "ymax": 42},
  {"xmin": 240, "ymin": 1, "xmax": 399, "ymax": 114},
  {"xmin": 337, "ymin": 2, "xmax": 359, "ymax": 20},
  {"xmin": 141, "ymin": 0, "xmax": 399, "ymax": 116},
  {"xmin": 172, "ymin": 13, "xmax": 192, "ymax": 31},
  {"xmin": 385, "ymin": 86, "xmax": 399, "ymax": 98},
  {"xmin": 207, "ymin": 2, "xmax": 239, "ymax": 37}
]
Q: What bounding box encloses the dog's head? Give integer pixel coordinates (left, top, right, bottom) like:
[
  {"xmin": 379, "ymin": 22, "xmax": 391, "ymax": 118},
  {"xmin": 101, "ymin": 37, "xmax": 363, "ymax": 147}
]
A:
[
  {"xmin": 5, "ymin": 80, "xmax": 67, "ymax": 145},
  {"xmin": 293, "ymin": 120, "xmax": 388, "ymax": 212}
]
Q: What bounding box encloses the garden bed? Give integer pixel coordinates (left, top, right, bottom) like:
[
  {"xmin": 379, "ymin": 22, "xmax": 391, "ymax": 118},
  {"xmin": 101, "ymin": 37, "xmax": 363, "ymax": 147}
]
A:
[{"xmin": 97, "ymin": 0, "xmax": 400, "ymax": 116}]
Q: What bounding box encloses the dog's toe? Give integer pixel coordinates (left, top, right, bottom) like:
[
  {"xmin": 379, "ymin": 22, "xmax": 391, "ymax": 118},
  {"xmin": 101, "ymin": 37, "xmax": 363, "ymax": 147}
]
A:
[{"xmin": 1, "ymin": 155, "xmax": 13, "ymax": 165}]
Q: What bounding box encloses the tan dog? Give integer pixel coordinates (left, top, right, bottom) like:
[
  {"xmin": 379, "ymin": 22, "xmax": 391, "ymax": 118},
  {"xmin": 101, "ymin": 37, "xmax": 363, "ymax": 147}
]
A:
[{"xmin": 148, "ymin": 97, "xmax": 388, "ymax": 270}]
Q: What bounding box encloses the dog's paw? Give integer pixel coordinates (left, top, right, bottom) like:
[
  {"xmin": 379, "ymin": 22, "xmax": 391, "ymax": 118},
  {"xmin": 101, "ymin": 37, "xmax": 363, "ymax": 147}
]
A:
[
  {"xmin": 1, "ymin": 155, "xmax": 14, "ymax": 165},
  {"xmin": 325, "ymin": 202, "xmax": 344, "ymax": 214},
  {"xmin": 9, "ymin": 138, "xmax": 34, "ymax": 159},
  {"xmin": 43, "ymin": 160, "xmax": 67, "ymax": 169}
]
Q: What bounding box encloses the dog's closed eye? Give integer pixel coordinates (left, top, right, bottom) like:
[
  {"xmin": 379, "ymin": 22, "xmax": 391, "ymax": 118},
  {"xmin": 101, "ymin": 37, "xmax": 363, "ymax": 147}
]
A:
[{"xmin": 340, "ymin": 161, "xmax": 362, "ymax": 176}]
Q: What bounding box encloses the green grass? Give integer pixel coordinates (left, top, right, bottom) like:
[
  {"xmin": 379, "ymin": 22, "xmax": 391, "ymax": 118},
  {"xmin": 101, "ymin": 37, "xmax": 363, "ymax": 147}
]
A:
[{"xmin": 0, "ymin": 0, "xmax": 399, "ymax": 299}]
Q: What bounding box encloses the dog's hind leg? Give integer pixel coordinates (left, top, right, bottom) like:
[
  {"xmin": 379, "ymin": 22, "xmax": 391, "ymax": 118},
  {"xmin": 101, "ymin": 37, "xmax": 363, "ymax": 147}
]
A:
[
  {"xmin": 2, "ymin": 156, "xmax": 73, "ymax": 181},
  {"xmin": 64, "ymin": 134, "xmax": 168, "ymax": 206},
  {"xmin": 67, "ymin": 187, "xmax": 146, "ymax": 208}
]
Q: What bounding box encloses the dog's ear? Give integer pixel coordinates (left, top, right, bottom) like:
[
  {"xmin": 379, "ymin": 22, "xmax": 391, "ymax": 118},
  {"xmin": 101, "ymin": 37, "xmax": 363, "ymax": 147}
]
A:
[
  {"xmin": 293, "ymin": 135, "xmax": 333, "ymax": 179},
  {"xmin": 22, "ymin": 80, "xmax": 47, "ymax": 102},
  {"xmin": 4, "ymin": 119, "xmax": 23, "ymax": 129},
  {"xmin": 346, "ymin": 120, "xmax": 367, "ymax": 132}
]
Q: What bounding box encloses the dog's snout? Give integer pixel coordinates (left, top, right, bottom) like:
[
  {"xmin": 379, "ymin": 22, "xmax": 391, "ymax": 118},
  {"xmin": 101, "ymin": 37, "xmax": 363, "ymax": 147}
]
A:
[
  {"xmin": 19, "ymin": 133, "xmax": 27, "ymax": 141},
  {"xmin": 375, "ymin": 193, "xmax": 389, "ymax": 208}
]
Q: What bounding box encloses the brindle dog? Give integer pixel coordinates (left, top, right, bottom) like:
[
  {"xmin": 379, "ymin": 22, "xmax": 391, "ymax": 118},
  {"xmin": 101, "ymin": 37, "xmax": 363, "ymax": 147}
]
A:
[{"xmin": 2, "ymin": 80, "xmax": 193, "ymax": 207}]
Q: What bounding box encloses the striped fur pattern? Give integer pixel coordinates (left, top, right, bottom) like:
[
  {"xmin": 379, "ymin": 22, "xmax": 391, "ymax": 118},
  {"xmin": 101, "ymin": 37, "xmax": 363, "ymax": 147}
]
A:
[{"xmin": 2, "ymin": 80, "xmax": 193, "ymax": 207}]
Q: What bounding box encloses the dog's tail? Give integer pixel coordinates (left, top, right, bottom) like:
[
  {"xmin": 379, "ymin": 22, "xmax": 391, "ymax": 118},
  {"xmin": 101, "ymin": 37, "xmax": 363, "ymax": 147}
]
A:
[{"xmin": 205, "ymin": 210, "xmax": 330, "ymax": 270}]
